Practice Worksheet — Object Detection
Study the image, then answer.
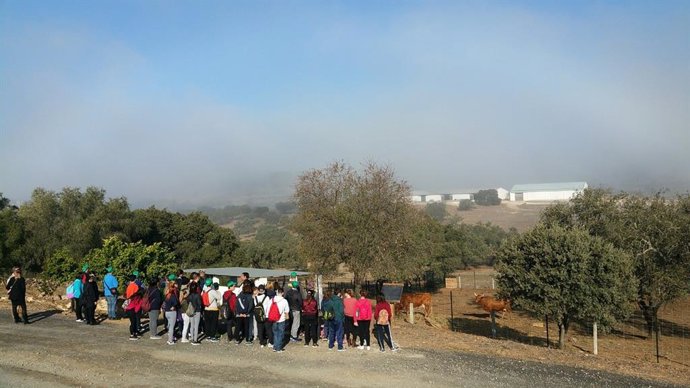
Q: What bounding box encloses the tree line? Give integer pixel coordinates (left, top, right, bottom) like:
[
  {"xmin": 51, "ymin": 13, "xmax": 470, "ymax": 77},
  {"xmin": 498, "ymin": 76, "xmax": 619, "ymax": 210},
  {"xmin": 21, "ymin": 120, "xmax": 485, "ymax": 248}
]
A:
[{"xmin": 0, "ymin": 187, "xmax": 239, "ymax": 276}]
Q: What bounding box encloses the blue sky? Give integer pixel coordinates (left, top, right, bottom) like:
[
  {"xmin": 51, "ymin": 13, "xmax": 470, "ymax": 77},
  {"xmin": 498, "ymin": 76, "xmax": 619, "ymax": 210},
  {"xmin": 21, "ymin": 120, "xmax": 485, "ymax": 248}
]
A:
[{"xmin": 1, "ymin": 1, "xmax": 689, "ymax": 205}]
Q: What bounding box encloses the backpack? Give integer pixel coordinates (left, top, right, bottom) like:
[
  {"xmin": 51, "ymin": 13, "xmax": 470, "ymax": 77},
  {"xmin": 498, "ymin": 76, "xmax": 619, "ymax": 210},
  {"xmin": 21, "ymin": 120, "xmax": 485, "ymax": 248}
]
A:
[
  {"xmin": 267, "ymin": 300, "xmax": 281, "ymax": 322},
  {"xmin": 201, "ymin": 291, "xmax": 210, "ymax": 307},
  {"xmin": 66, "ymin": 282, "xmax": 75, "ymax": 299},
  {"xmin": 254, "ymin": 295, "xmax": 267, "ymax": 322},
  {"xmin": 377, "ymin": 309, "xmax": 389, "ymax": 325},
  {"xmin": 222, "ymin": 292, "xmax": 236, "ymax": 320},
  {"xmin": 141, "ymin": 294, "xmax": 151, "ymax": 313},
  {"xmin": 323, "ymin": 302, "xmax": 335, "ymax": 321},
  {"xmin": 302, "ymin": 299, "xmax": 318, "ymax": 316}
]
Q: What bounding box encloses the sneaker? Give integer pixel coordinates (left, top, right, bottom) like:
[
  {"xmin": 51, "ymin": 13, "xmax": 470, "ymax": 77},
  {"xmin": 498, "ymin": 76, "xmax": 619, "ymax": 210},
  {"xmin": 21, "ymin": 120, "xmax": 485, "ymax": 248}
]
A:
[
  {"xmin": 129, "ymin": 335, "xmax": 138, "ymax": 341},
  {"xmin": 245, "ymin": 341, "xmax": 253, "ymax": 345},
  {"xmin": 304, "ymin": 344, "xmax": 309, "ymax": 347},
  {"xmin": 150, "ymin": 336, "xmax": 162, "ymax": 340},
  {"xmin": 366, "ymin": 346, "xmax": 371, "ymax": 351},
  {"xmin": 312, "ymin": 344, "xmax": 318, "ymax": 348},
  {"xmin": 380, "ymin": 348, "xmax": 385, "ymax": 352},
  {"xmin": 290, "ymin": 337, "xmax": 300, "ymax": 342},
  {"xmin": 276, "ymin": 349, "xmax": 285, "ymax": 353},
  {"xmin": 268, "ymin": 343, "xmax": 273, "ymax": 347},
  {"xmin": 236, "ymin": 341, "xmax": 242, "ymax": 345},
  {"xmin": 167, "ymin": 341, "xmax": 175, "ymax": 345},
  {"xmin": 357, "ymin": 346, "xmax": 364, "ymax": 350},
  {"xmin": 181, "ymin": 339, "xmax": 190, "ymax": 343},
  {"xmin": 191, "ymin": 341, "xmax": 201, "ymax": 346},
  {"xmin": 392, "ymin": 347, "xmax": 400, "ymax": 352},
  {"xmin": 76, "ymin": 319, "xmax": 84, "ymax": 322},
  {"xmin": 260, "ymin": 345, "xmax": 265, "ymax": 348},
  {"xmin": 328, "ymin": 347, "xmax": 334, "ymax": 351},
  {"xmin": 337, "ymin": 348, "xmax": 346, "ymax": 352}
]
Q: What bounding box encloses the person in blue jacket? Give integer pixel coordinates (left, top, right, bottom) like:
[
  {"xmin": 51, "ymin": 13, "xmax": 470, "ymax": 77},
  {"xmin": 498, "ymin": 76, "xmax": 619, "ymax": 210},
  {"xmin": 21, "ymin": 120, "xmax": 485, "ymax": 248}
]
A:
[
  {"xmin": 103, "ymin": 266, "xmax": 119, "ymax": 320},
  {"xmin": 72, "ymin": 274, "xmax": 85, "ymax": 322}
]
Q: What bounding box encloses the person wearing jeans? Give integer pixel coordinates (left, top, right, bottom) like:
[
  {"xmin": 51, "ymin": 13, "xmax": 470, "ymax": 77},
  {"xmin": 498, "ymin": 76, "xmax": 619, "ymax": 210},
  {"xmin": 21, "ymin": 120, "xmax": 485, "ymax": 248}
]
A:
[
  {"xmin": 271, "ymin": 288, "xmax": 290, "ymax": 352},
  {"xmin": 374, "ymin": 294, "xmax": 395, "ymax": 352},
  {"xmin": 163, "ymin": 283, "xmax": 180, "ymax": 345},
  {"xmin": 325, "ymin": 290, "xmax": 346, "ymax": 350},
  {"xmin": 102, "ymin": 267, "xmax": 119, "ymax": 320}
]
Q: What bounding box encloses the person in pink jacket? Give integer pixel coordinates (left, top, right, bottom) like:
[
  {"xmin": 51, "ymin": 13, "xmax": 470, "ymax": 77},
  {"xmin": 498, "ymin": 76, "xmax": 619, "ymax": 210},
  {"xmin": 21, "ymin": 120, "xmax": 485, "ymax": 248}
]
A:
[{"xmin": 353, "ymin": 290, "xmax": 373, "ymax": 350}]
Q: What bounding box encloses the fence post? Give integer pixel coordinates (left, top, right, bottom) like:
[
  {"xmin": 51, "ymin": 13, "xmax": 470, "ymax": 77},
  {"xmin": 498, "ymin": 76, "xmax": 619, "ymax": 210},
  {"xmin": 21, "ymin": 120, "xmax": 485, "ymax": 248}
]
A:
[
  {"xmin": 409, "ymin": 302, "xmax": 414, "ymax": 324},
  {"xmin": 473, "ymin": 271, "xmax": 477, "ymax": 289},
  {"xmin": 450, "ymin": 291, "xmax": 454, "ymax": 331},
  {"xmin": 491, "ymin": 277, "xmax": 495, "ymax": 290},
  {"xmin": 457, "ymin": 276, "xmax": 462, "ymax": 289},
  {"xmin": 545, "ymin": 315, "xmax": 549, "ymax": 348},
  {"xmin": 593, "ymin": 321, "xmax": 598, "ymax": 355}
]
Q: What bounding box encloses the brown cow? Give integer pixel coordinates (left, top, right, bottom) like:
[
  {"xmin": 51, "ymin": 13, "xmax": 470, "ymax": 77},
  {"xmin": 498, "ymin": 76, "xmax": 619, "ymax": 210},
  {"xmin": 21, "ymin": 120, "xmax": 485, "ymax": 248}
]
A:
[
  {"xmin": 473, "ymin": 293, "xmax": 511, "ymax": 318},
  {"xmin": 395, "ymin": 292, "xmax": 433, "ymax": 317}
]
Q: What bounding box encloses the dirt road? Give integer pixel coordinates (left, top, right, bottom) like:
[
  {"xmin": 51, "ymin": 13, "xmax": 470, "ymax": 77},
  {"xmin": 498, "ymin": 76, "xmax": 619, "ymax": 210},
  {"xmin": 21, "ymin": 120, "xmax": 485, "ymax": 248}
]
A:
[{"xmin": 0, "ymin": 310, "xmax": 679, "ymax": 388}]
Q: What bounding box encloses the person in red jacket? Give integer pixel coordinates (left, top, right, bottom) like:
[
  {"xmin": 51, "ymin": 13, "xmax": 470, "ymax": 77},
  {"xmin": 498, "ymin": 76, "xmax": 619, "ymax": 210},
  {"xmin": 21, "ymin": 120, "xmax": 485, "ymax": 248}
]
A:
[
  {"xmin": 353, "ymin": 290, "xmax": 373, "ymax": 350},
  {"xmin": 223, "ymin": 281, "xmax": 238, "ymax": 342},
  {"xmin": 302, "ymin": 289, "xmax": 319, "ymax": 347},
  {"xmin": 125, "ymin": 279, "xmax": 143, "ymax": 341},
  {"xmin": 374, "ymin": 294, "xmax": 397, "ymax": 352}
]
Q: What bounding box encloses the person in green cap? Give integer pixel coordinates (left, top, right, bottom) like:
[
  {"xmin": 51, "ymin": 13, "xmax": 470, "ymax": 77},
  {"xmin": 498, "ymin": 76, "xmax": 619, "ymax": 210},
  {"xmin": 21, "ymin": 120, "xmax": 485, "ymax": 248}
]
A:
[
  {"xmin": 285, "ymin": 281, "xmax": 303, "ymax": 342},
  {"xmin": 133, "ymin": 270, "xmax": 144, "ymax": 288},
  {"xmin": 103, "ymin": 266, "xmax": 119, "ymax": 319},
  {"xmin": 222, "ymin": 281, "xmax": 237, "ymax": 342}
]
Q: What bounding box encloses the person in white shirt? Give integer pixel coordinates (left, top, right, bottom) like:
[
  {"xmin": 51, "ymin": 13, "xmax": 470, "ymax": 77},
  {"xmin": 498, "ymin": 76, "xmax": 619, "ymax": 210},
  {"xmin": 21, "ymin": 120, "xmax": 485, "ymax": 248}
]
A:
[
  {"xmin": 272, "ymin": 287, "xmax": 290, "ymax": 352},
  {"xmin": 204, "ymin": 281, "xmax": 223, "ymax": 342}
]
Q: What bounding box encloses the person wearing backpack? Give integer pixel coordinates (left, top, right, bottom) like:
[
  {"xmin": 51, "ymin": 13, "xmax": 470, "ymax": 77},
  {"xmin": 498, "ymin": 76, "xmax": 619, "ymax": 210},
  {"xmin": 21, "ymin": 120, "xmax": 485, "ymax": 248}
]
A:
[
  {"xmin": 326, "ymin": 290, "xmax": 346, "ymax": 351},
  {"xmin": 184, "ymin": 282, "xmax": 202, "ymax": 345},
  {"xmin": 374, "ymin": 294, "xmax": 396, "ymax": 352},
  {"xmin": 302, "ymin": 289, "xmax": 319, "ymax": 347},
  {"xmin": 353, "ymin": 290, "xmax": 373, "ymax": 350},
  {"xmin": 72, "ymin": 274, "xmax": 85, "ymax": 323},
  {"xmin": 222, "ymin": 281, "xmax": 237, "ymax": 342},
  {"xmin": 147, "ymin": 279, "xmax": 163, "ymax": 339},
  {"xmin": 163, "ymin": 282, "xmax": 180, "ymax": 345},
  {"xmin": 253, "ymin": 284, "xmax": 271, "ymax": 348},
  {"xmin": 103, "ymin": 266, "xmax": 119, "ymax": 320},
  {"xmin": 270, "ymin": 287, "xmax": 290, "ymax": 352},
  {"xmin": 285, "ymin": 281, "xmax": 303, "ymax": 342},
  {"xmin": 6, "ymin": 267, "xmax": 28, "ymax": 324},
  {"xmin": 84, "ymin": 273, "xmax": 99, "ymax": 325},
  {"xmin": 204, "ymin": 281, "xmax": 222, "ymax": 342},
  {"xmin": 235, "ymin": 284, "xmax": 254, "ymax": 345}
]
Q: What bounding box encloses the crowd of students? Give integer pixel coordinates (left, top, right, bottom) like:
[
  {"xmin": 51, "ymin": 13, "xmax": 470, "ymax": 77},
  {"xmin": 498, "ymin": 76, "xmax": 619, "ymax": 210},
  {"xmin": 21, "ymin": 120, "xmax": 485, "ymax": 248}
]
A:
[
  {"xmin": 113, "ymin": 269, "xmax": 399, "ymax": 353},
  {"xmin": 6, "ymin": 265, "xmax": 399, "ymax": 353}
]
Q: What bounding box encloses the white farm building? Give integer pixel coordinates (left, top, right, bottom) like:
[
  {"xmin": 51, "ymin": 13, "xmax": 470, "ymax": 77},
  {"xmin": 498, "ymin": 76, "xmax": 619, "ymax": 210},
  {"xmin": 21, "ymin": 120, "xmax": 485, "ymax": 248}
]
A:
[{"xmin": 509, "ymin": 182, "xmax": 588, "ymax": 202}]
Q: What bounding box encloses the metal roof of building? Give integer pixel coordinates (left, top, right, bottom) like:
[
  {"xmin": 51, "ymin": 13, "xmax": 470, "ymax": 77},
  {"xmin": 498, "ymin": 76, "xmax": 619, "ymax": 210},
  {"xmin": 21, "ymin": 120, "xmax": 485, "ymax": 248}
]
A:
[
  {"xmin": 182, "ymin": 267, "xmax": 310, "ymax": 278},
  {"xmin": 510, "ymin": 182, "xmax": 588, "ymax": 193}
]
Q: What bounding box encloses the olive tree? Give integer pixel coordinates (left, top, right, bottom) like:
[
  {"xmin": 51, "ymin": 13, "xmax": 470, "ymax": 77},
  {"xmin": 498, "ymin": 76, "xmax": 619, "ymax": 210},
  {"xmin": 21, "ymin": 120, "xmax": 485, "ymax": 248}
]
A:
[{"xmin": 496, "ymin": 224, "xmax": 637, "ymax": 349}]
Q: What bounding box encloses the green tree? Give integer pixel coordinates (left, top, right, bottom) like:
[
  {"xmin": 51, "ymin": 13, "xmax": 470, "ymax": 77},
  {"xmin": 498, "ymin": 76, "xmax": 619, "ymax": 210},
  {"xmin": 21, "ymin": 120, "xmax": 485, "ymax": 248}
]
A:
[
  {"xmin": 275, "ymin": 201, "xmax": 297, "ymax": 214},
  {"xmin": 293, "ymin": 161, "xmax": 429, "ymax": 288},
  {"xmin": 425, "ymin": 202, "xmax": 447, "ymax": 221},
  {"xmin": 234, "ymin": 225, "xmax": 301, "ymax": 269},
  {"xmin": 458, "ymin": 199, "xmax": 474, "ymax": 211},
  {"xmin": 541, "ymin": 189, "xmax": 690, "ymax": 337},
  {"xmin": 84, "ymin": 236, "xmax": 177, "ymax": 288},
  {"xmin": 0, "ymin": 194, "xmax": 25, "ymax": 271},
  {"xmin": 474, "ymin": 189, "xmax": 501, "ymax": 206},
  {"xmin": 496, "ymin": 225, "xmax": 637, "ymax": 349}
]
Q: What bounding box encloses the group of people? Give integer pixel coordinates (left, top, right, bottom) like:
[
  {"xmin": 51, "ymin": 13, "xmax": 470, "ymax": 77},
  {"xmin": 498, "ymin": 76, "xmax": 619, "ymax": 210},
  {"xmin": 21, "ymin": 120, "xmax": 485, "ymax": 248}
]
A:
[
  {"xmin": 7, "ymin": 265, "xmax": 399, "ymax": 354},
  {"xmin": 116, "ymin": 270, "xmax": 399, "ymax": 353}
]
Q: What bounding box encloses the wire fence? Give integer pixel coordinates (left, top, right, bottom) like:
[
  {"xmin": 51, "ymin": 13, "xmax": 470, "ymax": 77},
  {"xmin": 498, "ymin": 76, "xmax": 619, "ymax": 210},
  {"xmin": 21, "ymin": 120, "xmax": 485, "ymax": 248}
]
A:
[{"xmin": 428, "ymin": 287, "xmax": 690, "ymax": 368}]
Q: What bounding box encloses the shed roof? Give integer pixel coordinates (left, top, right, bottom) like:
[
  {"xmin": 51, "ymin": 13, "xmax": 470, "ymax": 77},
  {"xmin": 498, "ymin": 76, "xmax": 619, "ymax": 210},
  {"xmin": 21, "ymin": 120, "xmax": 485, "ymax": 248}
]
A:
[
  {"xmin": 182, "ymin": 267, "xmax": 310, "ymax": 278},
  {"xmin": 510, "ymin": 182, "xmax": 588, "ymax": 193}
]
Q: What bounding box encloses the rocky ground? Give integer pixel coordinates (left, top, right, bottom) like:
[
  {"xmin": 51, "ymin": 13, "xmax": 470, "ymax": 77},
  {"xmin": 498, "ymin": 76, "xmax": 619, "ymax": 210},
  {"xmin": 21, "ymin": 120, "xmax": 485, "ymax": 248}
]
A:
[{"xmin": 0, "ymin": 308, "xmax": 683, "ymax": 388}]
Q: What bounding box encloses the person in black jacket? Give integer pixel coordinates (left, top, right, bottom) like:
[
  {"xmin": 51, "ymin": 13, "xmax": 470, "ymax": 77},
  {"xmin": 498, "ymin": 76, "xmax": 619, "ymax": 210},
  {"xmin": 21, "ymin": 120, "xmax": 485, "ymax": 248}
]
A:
[
  {"xmin": 147, "ymin": 279, "xmax": 163, "ymax": 339},
  {"xmin": 235, "ymin": 284, "xmax": 254, "ymax": 345},
  {"xmin": 6, "ymin": 267, "xmax": 28, "ymax": 324},
  {"xmin": 84, "ymin": 273, "xmax": 99, "ymax": 325}
]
